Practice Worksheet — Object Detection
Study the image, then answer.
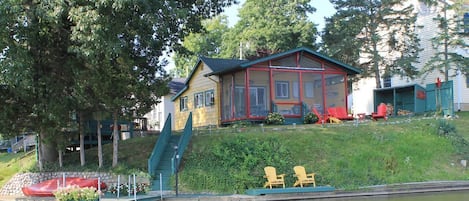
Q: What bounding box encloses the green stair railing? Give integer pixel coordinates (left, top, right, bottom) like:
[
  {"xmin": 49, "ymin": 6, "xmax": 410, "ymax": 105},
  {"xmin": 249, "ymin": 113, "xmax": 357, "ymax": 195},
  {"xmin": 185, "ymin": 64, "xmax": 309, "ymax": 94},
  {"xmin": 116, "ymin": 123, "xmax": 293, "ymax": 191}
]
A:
[
  {"xmin": 148, "ymin": 113, "xmax": 172, "ymax": 177},
  {"xmin": 172, "ymin": 112, "xmax": 192, "ymax": 173}
]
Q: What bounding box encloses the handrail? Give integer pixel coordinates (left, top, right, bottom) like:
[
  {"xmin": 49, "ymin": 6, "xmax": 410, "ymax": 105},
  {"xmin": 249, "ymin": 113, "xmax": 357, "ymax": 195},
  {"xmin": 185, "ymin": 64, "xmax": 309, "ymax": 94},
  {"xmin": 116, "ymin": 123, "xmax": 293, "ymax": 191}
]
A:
[
  {"xmin": 148, "ymin": 113, "xmax": 172, "ymax": 177},
  {"xmin": 173, "ymin": 112, "xmax": 192, "ymax": 173}
]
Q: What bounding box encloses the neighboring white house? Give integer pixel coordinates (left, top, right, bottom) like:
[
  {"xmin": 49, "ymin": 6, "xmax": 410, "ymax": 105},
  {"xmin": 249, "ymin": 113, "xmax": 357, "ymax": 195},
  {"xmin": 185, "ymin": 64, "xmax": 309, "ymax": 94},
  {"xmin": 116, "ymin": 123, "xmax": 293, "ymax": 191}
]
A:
[
  {"xmin": 143, "ymin": 78, "xmax": 185, "ymax": 131},
  {"xmin": 352, "ymin": 1, "xmax": 469, "ymax": 115}
]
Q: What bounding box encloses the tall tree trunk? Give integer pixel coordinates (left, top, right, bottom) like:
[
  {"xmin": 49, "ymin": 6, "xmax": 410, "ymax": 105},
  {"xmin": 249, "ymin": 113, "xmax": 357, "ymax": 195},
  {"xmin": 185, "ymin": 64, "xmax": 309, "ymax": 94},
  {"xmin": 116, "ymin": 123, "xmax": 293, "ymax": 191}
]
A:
[
  {"xmin": 39, "ymin": 130, "xmax": 58, "ymax": 167},
  {"xmin": 79, "ymin": 112, "xmax": 85, "ymax": 166},
  {"xmin": 372, "ymin": 37, "xmax": 381, "ymax": 89},
  {"xmin": 97, "ymin": 119, "xmax": 103, "ymax": 168},
  {"xmin": 58, "ymin": 150, "xmax": 63, "ymax": 167},
  {"xmin": 112, "ymin": 110, "xmax": 119, "ymax": 167},
  {"xmin": 37, "ymin": 134, "xmax": 43, "ymax": 171}
]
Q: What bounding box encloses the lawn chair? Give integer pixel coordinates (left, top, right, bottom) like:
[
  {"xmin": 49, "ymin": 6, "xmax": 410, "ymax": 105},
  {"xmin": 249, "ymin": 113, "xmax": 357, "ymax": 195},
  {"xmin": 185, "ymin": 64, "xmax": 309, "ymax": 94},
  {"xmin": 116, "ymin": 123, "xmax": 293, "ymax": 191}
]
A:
[
  {"xmin": 293, "ymin": 166, "xmax": 316, "ymax": 187},
  {"xmin": 326, "ymin": 107, "xmax": 342, "ymax": 123},
  {"xmin": 312, "ymin": 107, "xmax": 328, "ymax": 124},
  {"xmin": 372, "ymin": 103, "xmax": 388, "ymax": 121},
  {"xmin": 263, "ymin": 166, "xmax": 285, "ymax": 189},
  {"xmin": 335, "ymin": 107, "xmax": 354, "ymax": 120}
]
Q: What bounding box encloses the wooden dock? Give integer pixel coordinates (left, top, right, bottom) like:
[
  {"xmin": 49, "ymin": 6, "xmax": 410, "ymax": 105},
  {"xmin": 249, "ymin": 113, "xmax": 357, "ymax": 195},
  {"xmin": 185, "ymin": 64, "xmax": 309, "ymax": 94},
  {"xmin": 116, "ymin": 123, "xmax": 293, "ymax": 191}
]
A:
[{"xmin": 245, "ymin": 186, "xmax": 335, "ymax": 196}]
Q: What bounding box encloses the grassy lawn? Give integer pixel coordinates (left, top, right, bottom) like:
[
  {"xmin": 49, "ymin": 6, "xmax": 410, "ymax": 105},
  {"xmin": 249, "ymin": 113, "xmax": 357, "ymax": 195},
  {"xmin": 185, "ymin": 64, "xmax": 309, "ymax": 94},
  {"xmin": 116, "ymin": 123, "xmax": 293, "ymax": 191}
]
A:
[
  {"xmin": 0, "ymin": 151, "xmax": 36, "ymax": 187},
  {"xmin": 1, "ymin": 112, "xmax": 469, "ymax": 194}
]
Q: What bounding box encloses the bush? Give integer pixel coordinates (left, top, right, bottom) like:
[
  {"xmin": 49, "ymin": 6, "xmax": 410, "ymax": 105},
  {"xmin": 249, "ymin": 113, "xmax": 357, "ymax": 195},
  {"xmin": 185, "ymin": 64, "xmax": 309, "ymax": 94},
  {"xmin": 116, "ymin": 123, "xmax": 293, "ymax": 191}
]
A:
[
  {"xmin": 53, "ymin": 186, "xmax": 99, "ymax": 201},
  {"xmin": 304, "ymin": 112, "xmax": 319, "ymax": 124},
  {"xmin": 106, "ymin": 182, "xmax": 150, "ymax": 195},
  {"xmin": 265, "ymin": 112, "xmax": 285, "ymax": 125}
]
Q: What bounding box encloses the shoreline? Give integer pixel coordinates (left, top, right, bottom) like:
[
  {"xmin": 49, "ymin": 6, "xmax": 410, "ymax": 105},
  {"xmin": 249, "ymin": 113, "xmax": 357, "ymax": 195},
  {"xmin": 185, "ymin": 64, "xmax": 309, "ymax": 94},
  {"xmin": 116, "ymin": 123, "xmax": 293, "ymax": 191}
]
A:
[
  {"xmin": 1, "ymin": 181, "xmax": 469, "ymax": 201},
  {"xmin": 161, "ymin": 181, "xmax": 469, "ymax": 201}
]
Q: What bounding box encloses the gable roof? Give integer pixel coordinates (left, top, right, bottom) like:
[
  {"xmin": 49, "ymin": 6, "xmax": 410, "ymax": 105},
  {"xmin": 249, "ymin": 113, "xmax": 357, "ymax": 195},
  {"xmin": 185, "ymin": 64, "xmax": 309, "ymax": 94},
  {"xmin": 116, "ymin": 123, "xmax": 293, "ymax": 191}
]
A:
[
  {"xmin": 172, "ymin": 47, "xmax": 362, "ymax": 101},
  {"xmin": 168, "ymin": 78, "xmax": 186, "ymax": 95},
  {"xmin": 204, "ymin": 47, "xmax": 361, "ymax": 76}
]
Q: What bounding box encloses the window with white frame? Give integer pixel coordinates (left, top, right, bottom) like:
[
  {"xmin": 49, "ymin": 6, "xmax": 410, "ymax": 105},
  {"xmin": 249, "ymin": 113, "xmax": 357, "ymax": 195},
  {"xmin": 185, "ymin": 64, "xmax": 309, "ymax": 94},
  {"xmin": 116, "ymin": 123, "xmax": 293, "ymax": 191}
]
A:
[
  {"xmin": 180, "ymin": 96, "xmax": 188, "ymax": 111},
  {"xmin": 275, "ymin": 81, "xmax": 289, "ymax": 98},
  {"xmin": 194, "ymin": 92, "xmax": 204, "ymax": 108},
  {"xmin": 205, "ymin": 90, "xmax": 214, "ymax": 106}
]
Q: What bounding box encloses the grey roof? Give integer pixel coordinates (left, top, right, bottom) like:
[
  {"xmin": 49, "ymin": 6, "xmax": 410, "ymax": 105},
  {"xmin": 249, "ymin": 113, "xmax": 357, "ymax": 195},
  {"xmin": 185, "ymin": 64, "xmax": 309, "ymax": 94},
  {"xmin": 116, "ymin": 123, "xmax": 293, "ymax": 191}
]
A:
[
  {"xmin": 200, "ymin": 57, "xmax": 247, "ymax": 76},
  {"xmin": 204, "ymin": 47, "xmax": 361, "ymax": 76},
  {"xmin": 168, "ymin": 78, "xmax": 186, "ymax": 95}
]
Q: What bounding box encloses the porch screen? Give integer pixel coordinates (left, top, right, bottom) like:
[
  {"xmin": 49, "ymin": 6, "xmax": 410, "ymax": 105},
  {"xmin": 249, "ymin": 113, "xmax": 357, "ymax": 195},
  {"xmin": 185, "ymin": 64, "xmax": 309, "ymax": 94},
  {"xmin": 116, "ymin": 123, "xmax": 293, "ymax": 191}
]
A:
[
  {"xmin": 302, "ymin": 73, "xmax": 324, "ymax": 114},
  {"xmin": 221, "ymin": 71, "xmax": 247, "ymax": 121},
  {"xmin": 272, "ymin": 71, "xmax": 301, "ymax": 116},
  {"xmin": 248, "ymin": 70, "xmax": 270, "ymax": 117},
  {"xmin": 324, "ymin": 74, "xmax": 346, "ymax": 109}
]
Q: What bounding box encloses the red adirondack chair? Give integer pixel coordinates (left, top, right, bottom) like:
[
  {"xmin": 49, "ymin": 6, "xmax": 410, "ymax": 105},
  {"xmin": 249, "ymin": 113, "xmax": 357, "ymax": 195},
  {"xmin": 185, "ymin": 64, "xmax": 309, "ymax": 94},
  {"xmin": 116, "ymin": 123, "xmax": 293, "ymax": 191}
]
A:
[
  {"xmin": 312, "ymin": 107, "xmax": 328, "ymax": 124},
  {"xmin": 372, "ymin": 103, "xmax": 387, "ymax": 121},
  {"xmin": 335, "ymin": 107, "xmax": 354, "ymax": 120}
]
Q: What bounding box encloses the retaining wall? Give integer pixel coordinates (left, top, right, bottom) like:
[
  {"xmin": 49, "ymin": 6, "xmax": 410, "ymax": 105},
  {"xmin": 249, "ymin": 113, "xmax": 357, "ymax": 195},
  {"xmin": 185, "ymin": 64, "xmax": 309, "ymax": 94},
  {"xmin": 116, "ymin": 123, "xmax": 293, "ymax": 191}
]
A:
[{"xmin": 0, "ymin": 172, "xmax": 149, "ymax": 196}]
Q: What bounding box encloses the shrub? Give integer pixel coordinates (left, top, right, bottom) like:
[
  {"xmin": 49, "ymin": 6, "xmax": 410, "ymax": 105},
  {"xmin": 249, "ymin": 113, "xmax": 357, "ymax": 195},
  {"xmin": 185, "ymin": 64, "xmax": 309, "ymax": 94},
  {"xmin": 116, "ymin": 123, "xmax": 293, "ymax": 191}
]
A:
[
  {"xmin": 53, "ymin": 186, "xmax": 99, "ymax": 201},
  {"xmin": 265, "ymin": 112, "xmax": 285, "ymax": 125},
  {"xmin": 304, "ymin": 112, "xmax": 319, "ymax": 124},
  {"xmin": 106, "ymin": 183, "xmax": 150, "ymax": 195}
]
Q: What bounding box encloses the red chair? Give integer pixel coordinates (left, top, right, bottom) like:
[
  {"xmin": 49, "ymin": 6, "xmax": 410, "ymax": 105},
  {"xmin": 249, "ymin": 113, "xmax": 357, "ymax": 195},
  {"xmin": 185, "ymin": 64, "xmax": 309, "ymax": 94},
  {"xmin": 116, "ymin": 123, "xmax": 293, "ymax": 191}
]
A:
[
  {"xmin": 312, "ymin": 107, "xmax": 328, "ymax": 124},
  {"xmin": 335, "ymin": 107, "xmax": 354, "ymax": 120},
  {"xmin": 327, "ymin": 107, "xmax": 338, "ymax": 118},
  {"xmin": 372, "ymin": 103, "xmax": 388, "ymax": 121}
]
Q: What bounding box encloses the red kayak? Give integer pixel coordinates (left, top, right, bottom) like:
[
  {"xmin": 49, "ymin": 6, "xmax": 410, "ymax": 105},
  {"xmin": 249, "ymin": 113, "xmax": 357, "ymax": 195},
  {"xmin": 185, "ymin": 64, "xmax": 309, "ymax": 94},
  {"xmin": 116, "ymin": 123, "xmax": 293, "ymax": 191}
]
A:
[{"xmin": 22, "ymin": 177, "xmax": 107, "ymax": 197}]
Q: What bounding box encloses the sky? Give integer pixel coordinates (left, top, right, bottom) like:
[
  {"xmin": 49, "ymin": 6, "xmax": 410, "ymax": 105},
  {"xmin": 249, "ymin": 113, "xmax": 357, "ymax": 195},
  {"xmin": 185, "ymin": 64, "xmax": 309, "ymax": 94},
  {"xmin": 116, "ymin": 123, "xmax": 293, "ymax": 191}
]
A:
[{"xmin": 222, "ymin": 0, "xmax": 337, "ymax": 31}]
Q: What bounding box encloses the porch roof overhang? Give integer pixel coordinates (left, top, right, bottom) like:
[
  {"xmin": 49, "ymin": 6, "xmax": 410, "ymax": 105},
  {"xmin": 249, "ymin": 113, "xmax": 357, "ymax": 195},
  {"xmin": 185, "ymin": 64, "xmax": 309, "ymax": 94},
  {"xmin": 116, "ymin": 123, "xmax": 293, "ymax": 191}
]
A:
[{"xmin": 205, "ymin": 47, "xmax": 362, "ymax": 76}]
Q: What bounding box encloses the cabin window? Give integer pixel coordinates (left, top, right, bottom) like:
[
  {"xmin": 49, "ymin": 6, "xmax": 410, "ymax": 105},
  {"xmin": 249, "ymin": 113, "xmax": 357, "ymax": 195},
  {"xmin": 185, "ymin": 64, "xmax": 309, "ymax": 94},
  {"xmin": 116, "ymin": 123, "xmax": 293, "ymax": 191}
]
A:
[
  {"xmin": 275, "ymin": 81, "xmax": 289, "ymax": 99},
  {"xmin": 205, "ymin": 90, "xmax": 215, "ymax": 106},
  {"xmin": 180, "ymin": 96, "xmax": 188, "ymax": 111},
  {"xmin": 194, "ymin": 92, "xmax": 204, "ymax": 108}
]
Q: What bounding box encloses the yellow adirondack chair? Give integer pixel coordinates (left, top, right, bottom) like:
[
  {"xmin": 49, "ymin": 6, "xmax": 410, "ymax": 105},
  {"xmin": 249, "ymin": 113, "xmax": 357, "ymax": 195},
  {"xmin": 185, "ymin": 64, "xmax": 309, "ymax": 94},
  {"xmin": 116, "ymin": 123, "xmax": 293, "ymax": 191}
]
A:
[
  {"xmin": 263, "ymin": 166, "xmax": 285, "ymax": 189},
  {"xmin": 293, "ymin": 166, "xmax": 316, "ymax": 187}
]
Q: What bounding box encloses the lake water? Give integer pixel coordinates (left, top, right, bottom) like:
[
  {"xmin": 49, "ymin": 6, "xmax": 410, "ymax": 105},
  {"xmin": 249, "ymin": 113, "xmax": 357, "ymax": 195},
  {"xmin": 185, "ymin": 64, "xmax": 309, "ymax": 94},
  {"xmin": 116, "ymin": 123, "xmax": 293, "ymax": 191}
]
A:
[{"xmin": 313, "ymin": 191, "xmax": 469, "ymax": 201}]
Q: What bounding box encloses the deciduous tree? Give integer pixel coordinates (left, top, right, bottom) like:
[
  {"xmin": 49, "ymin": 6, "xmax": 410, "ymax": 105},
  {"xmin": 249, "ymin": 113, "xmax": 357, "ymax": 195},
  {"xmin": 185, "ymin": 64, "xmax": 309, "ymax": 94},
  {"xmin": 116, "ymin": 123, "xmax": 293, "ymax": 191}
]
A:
[{"xmin": 220, "ymin": 0, "xmax": 319, "ymax": 59}]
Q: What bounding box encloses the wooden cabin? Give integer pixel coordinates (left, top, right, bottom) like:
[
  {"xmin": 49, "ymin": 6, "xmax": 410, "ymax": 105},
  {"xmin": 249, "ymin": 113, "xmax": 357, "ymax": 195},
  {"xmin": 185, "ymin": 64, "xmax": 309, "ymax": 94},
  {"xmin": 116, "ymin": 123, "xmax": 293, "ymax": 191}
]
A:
[{"xmin": 171, "ymin": 47, "xmax": 361, "ymax": 130}]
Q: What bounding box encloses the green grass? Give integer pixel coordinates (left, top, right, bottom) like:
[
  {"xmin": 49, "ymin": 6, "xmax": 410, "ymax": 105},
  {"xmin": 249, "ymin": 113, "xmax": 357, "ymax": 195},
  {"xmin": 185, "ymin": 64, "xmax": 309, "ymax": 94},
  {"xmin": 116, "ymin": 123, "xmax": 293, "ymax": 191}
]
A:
[
  {"xmin": 1, "ymin": 112, "xmax": 469, "ymax": 194},
  {"xmin": 0, "ymin": 151, "xmax": 36, "ymax": 187}
]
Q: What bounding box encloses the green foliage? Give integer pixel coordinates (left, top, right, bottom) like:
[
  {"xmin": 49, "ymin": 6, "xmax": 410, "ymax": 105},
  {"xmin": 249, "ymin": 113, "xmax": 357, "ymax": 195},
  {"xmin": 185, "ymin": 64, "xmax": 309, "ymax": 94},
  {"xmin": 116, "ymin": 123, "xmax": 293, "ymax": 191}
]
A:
[
  {"xmin": 265, "ymin": 112, "xmax": 285, "ymax": 125},
  {"xmin": 437, "ymin": 119, "xmax": 469, "ymax": 157},
  {"xmin": 304, "ymin": 112, "xmax": 319, "ymax": 124},
  {"xmin": 172, "ymin": 16, "xmax": 230, "ymax": 78},
  {"xmin": 0, "ymin": 0, "xmax": 236, "ymax": 168},
  {"xmin": 53, "ymin": 186, "xmax": 99, "ymax": 201},
  {"xmin": 221, "ymin": 0, "xmax": 318, "ymax": 59},
  {"xmin": 106, "ymin": 183, "xmax": 150, "ymax": 195},
  {"xmin": 0, "ymin": 151, "xmax": 36, "ymax": 187},
  {"xmin": 421, "ymin": 0, "xmax": 469, "ymax": 80},
  {"xmin": 324, "ymin": 0, "xmax": 421, "ymax": 87},
  {"xmin": 181, "ymin": 135, "xmax": 292, "ymax": 193}
]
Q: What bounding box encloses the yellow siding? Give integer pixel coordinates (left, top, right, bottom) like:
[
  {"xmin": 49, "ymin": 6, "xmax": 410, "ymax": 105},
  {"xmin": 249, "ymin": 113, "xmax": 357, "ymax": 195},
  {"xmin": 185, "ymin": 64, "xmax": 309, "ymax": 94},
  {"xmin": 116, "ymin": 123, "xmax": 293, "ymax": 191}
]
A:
[{"xmin": 174, "ymin": 63, "xmax": 219, "ymax": 130}]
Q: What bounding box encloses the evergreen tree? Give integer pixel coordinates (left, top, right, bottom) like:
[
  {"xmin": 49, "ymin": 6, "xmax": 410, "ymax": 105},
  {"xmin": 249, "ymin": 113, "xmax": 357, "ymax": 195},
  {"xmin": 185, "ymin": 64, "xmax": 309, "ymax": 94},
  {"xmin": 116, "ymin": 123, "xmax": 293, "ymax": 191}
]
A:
[
  {"xmin": 421, "ymin": 0, "xmax": 469, "ymax": 81},
  {"xmin": 324, "ymin": 0, "xmax": 422, "ymax": 88}
]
